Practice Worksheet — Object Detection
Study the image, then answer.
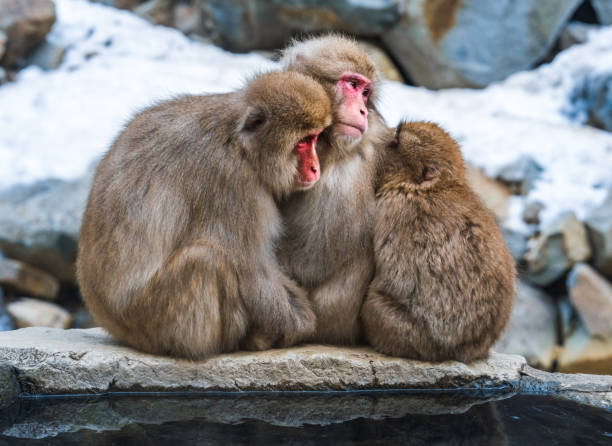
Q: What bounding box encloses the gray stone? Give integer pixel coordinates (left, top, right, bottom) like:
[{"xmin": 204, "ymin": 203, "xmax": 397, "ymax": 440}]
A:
[
  {"xmin": 522, "ymin": 201, "xmax": 544, "ymax": 225},
  {"xmin": 566, "ymin": 73, "xmax": 612, "ymax": 131},
  {"xmin": 494, "ymin": 281, "xmax": 558, "ymax": 370},
  {"xmin": 465, "ymin": 163, "xmax": 510, "ymax": 221},
  {"xmin": 26, "ymin": 39, "xmax": 65, "ymax": 70},
  {"xmin": 524, "ymin": 211, "xmax": 591, "ymax": 286},
  {"xmin": 0, "ymin": 0, "xmax": 56, "ymax": 67},
  {"xmin": 0, "ymin": 30, "xmax": 6, "ymax": 60},
  {"xmin": 593, "ymin": 0, "xmax": 612, "ymax": 24},
  {"xmin": 559, "ymin": 21, "xmax": 601, "ymax": 50},
  {"xmin": 496, "ymin": 155, "xmax": 543, "ymax": 196},
  {"xmin": 0, "ymin": 289, "xmax": 13, "ymax": 332},
  {"xmin": 382, "ymin": 0, "xmax": 582, "ymax": 89},
  {"xmin": 90, "ymin": 0, "xmax": 145, "ymax": 10},
  {"xmin": 501, "ymin": 227, "xmax": 528, "ymax": 261},
  {"xmin": 0, "ymin": 256, "xmax": 59, "ymax": 300},
  {"xmin": 0, "ymin": 67, "xmax": 6, "ymax": 85},
  {"xmin": 585, "ymin": 189, "xmax": 612, "ymax": 278},
  {"xmin": 568, "ymin": 263, "xmax": 612, "ymax": 338},
  {"xmin": 356, "ymin": 40, "xmax": 403, "ymax": 83},
  {"xmin": 134, "ymin": 0, "xmax": 173, "ymax": 26},
  {"xmin": 0, "ymin": 361, "xmax": 18, "ymax": 409},
  {"xmin": 6, "ymin": 298, "xmax": 71, "ymax": 329},
  {"xmin": 0, "ymin": 167, "xmax": 93, "ymax": 283},
  {"xmin": 199, "ymin": 0, "xmax": 400, "ymax": 52},
  {"xmin": 0, "ymin": 327, "xmax": 526, "ymax": 394},
  {"xmin": 173, "ymin": 2, "xmax": 201, "ymax": 35},
  {"xmin": 557, "ymin": 323, "xmax": 612, "ymax": 375}
]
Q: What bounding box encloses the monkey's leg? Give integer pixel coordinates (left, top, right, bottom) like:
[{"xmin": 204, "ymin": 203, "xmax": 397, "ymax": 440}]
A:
[
  {"xmin": 125, "ymin": 241, "xmax": 248, "ymax": 359},
  {"xmin": 361, "ymin": 290, "xmax": 423, "ymax": 359},
  {"xmin": 308, "ymin": 257, "xmax": 373, "ymax": 345},
  {"xmin": 240, "ymin": 266, "xmax": 316, "ymax": 349}
]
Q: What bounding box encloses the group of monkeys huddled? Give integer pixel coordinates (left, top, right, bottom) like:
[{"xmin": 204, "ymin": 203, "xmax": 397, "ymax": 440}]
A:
[{"xmin": 77, "ymin": 35, "xmax": 515, "ymax": 363}]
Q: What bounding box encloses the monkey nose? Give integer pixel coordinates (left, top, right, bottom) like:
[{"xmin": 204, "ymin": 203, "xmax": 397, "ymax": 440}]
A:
[
  {"xmin": 360, "ymin": 108, "xmax": 367, "ymax": 116},
  {"xmin": 311, "ymin": 166, "xmax": 318, "ymax": 173}
]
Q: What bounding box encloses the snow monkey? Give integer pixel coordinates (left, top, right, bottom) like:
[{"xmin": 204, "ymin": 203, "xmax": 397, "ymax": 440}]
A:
[
  {"xmin": 278, "ymin": 35, "xmax": 388, "ymax": 344},
  {"xmin": 361, "ymin": 122, "xmax": 515, "ymax": 362},
  {"xmin": 77, "ymin": 71, "xmax": 332, "ymax": 358}
]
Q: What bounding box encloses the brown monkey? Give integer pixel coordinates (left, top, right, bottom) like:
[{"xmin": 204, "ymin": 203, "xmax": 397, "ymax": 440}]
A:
[
  {"xmin": 77, "ymin": 71, "xmax": 332, "ymax": 358},
  {"xmin": 361, "ymin": 122, "xmax": 515, "ymax": 362},
  {"xmin": 278, "ymin": 35, "xmax": 387, "ymax": 344}
]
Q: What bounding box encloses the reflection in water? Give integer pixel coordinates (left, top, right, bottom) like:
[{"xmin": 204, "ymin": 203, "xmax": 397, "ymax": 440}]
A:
[{"xmin": 0, "ymin": 392, "xmax": 610, "ymax": 445}]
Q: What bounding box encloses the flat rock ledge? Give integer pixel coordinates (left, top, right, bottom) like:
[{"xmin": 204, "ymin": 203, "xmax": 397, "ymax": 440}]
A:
[{"xmin": 0, "ymin": 327, "xmax": 611, "ymax": 412}]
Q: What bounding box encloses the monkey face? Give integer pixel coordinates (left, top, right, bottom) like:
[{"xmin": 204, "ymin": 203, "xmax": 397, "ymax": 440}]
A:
[{"xmin": 239, "ymin": 71, "xmax": 332, "ymax": 197}]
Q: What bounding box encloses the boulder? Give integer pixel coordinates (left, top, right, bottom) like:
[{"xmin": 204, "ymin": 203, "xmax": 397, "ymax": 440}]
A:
[
  {"xmin": 558, "ymin": 323, "xmax": 612, "ymax": 375},
  {"xmin": 356, "ymin": 41, "xmax": 403, "ymax": 83},
  {"xmin": 134, "ymin": 0, "xmax": 174, "ymax": 26},
  {"xmin": 0, "ymin": 30, "xmax": 6, "ymax": 60},
  {"xmin": 559, "ymin": 21, "xmax": 601, "ymax": 50},
  {"xmin": 522, "ymin": 201, "xmax": 544, "ymax": 225},
  {"xmin": 0, "ymin": 327, "xmax": 526, "ymax": 394},
  {"xmin": 90, "ymin": 0, "xmax": 145, "ymax": 10},
  {"xmin": 26, "ymin": 39, "xmax": 65, "ymax": 70},
  {"xmin": 593, "ymin": 0, "xmax": 612, "ymax": 24},
  {"xmin": 0, "ymin": 257, "xmax": 59, "ymax": 300},
  {"xmin": 0, "ymin": 289, "xmax": 13, "ymax": 332},
  {"xmin": 382, "ymin": 0, "xmax": 582, "ymax": 89},
  {"xmin": 465, "ymin": 164, "xmax": 510, "ymax": 221},
  {"xmin": 198, "ymin": 0, "xmax": 400, "ymax": 52},
  {"xmin": 0, "ymin": 362, "xmax": 18, "ymax": 409},
  {"xmin": 0, "ymin": 0, "xmax": 56, "ymax": 67},
  {"xmin": 6, "ymin": 298, "xmax": 71, "ymax": 329},
  {"xmin": 0, "ymin": 67, "xmax": 6, "ymax": 86},
  {"xmin": 0, "ymin": 167, "xmax": 93, "ymax": 283},
  {"xmin": 494, "ymin": 281, "xmax": 558, "ymax": 370},
  {"xmin": 585, "ymin": 189, "xmax": 612, "ymax": 278},
  {"xmin": 524, "ymin": 211, "xmax": 591, "ymax": 286},
  {"xmin": 568, "ymin": 263, "xmax": 612, "ymax": 338},
  {"xmin": 501, "ymin": 227, "xmax": 528, "ymax": 262},
  {"xmin": 496, "ymin": 155, "xmax": 543, "ymax": 196},
  {"xmin": 567, "ymin": 72, "xmax": 612, "ymax": 131}
]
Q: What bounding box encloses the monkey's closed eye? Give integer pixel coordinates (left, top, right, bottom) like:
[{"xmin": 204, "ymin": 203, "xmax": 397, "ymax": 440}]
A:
[{"xmin": 242, "ymin": 108, "xmax": 266, "ymax": 132}]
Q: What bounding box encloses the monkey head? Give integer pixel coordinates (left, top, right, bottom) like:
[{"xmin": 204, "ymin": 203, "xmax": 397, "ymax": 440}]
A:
[
  {"xmin": 280, "ymin": 35, "xmax": 379, "ymax": 153},
  {"xmin": 239, "ymin": 71, "xmax": 332, "ymax": 197},
  {"xmin": 380, "ymin": 121, "xmax": 467, "ymax": 194}
]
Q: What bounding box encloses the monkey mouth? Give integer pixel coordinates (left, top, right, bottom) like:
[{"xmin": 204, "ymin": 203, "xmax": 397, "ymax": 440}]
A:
[
  {"xmin": 337, "ymin": 122, "xmax": 366, "ymax": 138},
  {"xmin": 295, "ymin": 178, "xmax": 319, "ymax": 191}
]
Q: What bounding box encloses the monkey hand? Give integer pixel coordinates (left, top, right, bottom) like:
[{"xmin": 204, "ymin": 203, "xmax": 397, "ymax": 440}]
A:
[
  {"xmin": 240, "ymin": 329, "xmax": 277, "ymax": 351},
  {"xmin": 277, "ymin": 280, "xmax": 317, "ymax": 348}
]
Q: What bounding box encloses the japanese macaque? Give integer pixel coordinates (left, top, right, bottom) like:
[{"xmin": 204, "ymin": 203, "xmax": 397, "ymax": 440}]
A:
[
  {"xmin": 77, "ymin": 71, "xmax": 332, "ymax": 358},
  {"xmin": 278, "ymin": 35, "xmax": 387, "ymax": 344},
  {"xmin": 361, "ymin": 122, "xmax": 515, "ymax": 362}
]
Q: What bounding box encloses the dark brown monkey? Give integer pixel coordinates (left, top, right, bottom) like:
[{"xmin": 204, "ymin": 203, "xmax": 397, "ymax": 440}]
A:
[
  {"xmin": 278, "ymin": 35, "xmax": 387, "ymax": 344},
  {"xmin": 77, "ymin": 71, "xmax": 332, "ymax": 358},
  {"xmin": 361, "ymin": 122, "xmax": 515, "ymax": 362}
]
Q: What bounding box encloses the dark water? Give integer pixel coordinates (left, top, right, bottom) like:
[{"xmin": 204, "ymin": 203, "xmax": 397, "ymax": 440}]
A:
[{"xmin": 0, "ymin": 391, "xmax": 611, "ymax": 445}]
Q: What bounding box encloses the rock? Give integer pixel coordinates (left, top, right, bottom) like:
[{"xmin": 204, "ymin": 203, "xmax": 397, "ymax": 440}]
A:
[
  {"xmin": 559, "ymin": 21, "xmax": 600, "ymax": 50},
  {"xmin": 0, "ymin": 257, "xmax": 59, "ymax": 300},
  {"xmin": 90, "ymin": 0, "xmax": 145, "ymax": 10},
  {"xmin": 593, "ymin": 0, "xmax": 612, "ymax": 24},
  {"xmin": 524, "ymin": 211, "xmax": 591, "ymax": 286},
  {"xmin": 501, "ymin": 227, "xmax": 528, "ymax": 261},
  {"xmin": 496, "ymin": 155, "xmax": 543, "ymax": 196},
  {"xmin": 0, "ymin": 0, "xmax": 56, "ymax": 67},
  {"xmin": 382, "ymin": 0, "xmax": 582, "ymax": 89},
  {"xmin": 494, "ymin": 281, "xmax": 558, "ymax": 370},
  {"xmin": 519, "ymin": 365, "xmax": 612, "ymax": 410},
  {"xmin": 567, "ymin": 72, "xmax": 612, "ymax": 131},
  {"xmin": 568, "ymin": 263, "xmax": 612, "ymax": 338},
  {"xmin": 6, "ymin": 298, "xmax": 71, "ymax": 329},
  {"xmin": 0, "ymin": 289, "xmax": 13, "ymax": 331},
  {"xmin": 0, "ymin": 327, "xmax": 526, "ymax": 394},
  {"xmin": 0, "ymin": 30, "xmax": 6, "ymax": 60},
  {"xmin": 134, "ymin": 0, "xmax": 173, "ymax": 26},
  {"xmin": 355, "ymin": 41, "xmax": 403, "ymax": 83},
  {"xmin": 522, "ymin": 201, "xmax": 544, "ymax": 225},
  {"xmin": 585, "ymin": 189, "xmax": 612, "ymax": 278},
  {"xmin": 26, "ymin": 39, "xmax": 65, "ymax": 70},
  {"xmin": 173, "ymin": 2, "xmax": 201, "ymax": 35},
  {"xmin": 0, "ymin": 67, "xmax": 6, "ymax": 85},
  {"xmin": 199, "ymin": 0, "xmax": 400, "ymax": 52},
  {"xmin": 0, "ymin": 362, "xmax": 18, "ymax": 409},
  {"xmin": 558, "ymin": 323, "xmax": 612, "ymax": 375},
  {"xmin": 465, "ymin": 164, "xmax": 510, "ymax": 221},
  {"xmin": 0, "ymin": 167, "xmax": 93, "ymax": 283}
]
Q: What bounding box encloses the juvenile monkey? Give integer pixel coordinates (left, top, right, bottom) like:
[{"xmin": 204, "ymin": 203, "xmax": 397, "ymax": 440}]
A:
[
  {"xmin": 278, "ymin": 35, "xmax": 387, "ymax": 344},
  {"xmin": 77, "ymin": 71, "xmax": 332, "ymax": 358},
  {"xmin": 361, "ymin": 122, "xmax": 515, "ymax": 362}
]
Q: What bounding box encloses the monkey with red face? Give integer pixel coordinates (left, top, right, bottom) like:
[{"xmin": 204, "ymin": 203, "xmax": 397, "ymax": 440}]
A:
[
  {"xmin": 278, "ymin": 36, "xmax": 387, "ymax": 344},
  {"xmin": 77, "ymin": 71, "xmax": 331, "ymax": 358}
]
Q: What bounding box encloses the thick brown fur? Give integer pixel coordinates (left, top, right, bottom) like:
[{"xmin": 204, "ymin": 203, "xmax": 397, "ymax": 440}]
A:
[
  {"xmin": 77, "ymin": 71, "xmax": 332, "ymax": 359},
  {"xmin": 361, "ymin": 121, "xmax": 515, "ymax": 362},
  {"xmin": 278, "ymin": 35, "xmax": 388, "ymax": 344}
]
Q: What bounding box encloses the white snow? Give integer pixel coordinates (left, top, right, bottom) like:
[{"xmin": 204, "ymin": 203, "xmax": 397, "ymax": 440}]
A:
[{"xmin": 1, "ymin": 0, "xmax": 611, "ymax": 229}]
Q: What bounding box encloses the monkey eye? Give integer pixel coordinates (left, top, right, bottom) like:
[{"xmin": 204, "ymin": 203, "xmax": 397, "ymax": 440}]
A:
[
  {"xmin": 349, "ymin": 79, "xmax": 358, "ymax": 89},
  {"xmin": 362, "ymin": 87, "xmax": 370, "ymax": 98}
]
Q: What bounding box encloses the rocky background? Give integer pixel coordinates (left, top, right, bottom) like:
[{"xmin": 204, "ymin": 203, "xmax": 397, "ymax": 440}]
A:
[{"xmin": 0, "ymin": 0, "xmax": 611, "ymax": 375}]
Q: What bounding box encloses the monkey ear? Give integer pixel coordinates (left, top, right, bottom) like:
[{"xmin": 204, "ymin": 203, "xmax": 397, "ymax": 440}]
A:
[
  {"xmin": 422, "ymin": 164, "xmax": 439, "ymax": 181},
  {"xmin": 241, "ymin": 106, "xmax": 266, "ymax": 132}
]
